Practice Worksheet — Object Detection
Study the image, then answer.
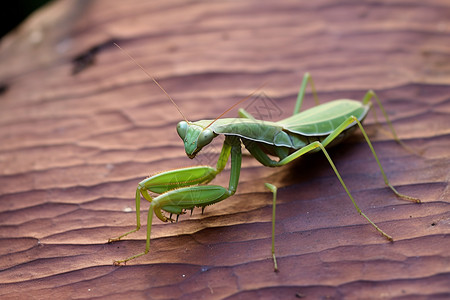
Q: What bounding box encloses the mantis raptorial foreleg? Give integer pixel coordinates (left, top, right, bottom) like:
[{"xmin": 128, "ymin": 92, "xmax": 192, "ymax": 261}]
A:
[
  {"xmin": 108, "ymin": 166, "xmax": 218, "ymax": 242},
  {"xmin": 109, "ymin": 136, "xmax": 242, "ymax": 265}
]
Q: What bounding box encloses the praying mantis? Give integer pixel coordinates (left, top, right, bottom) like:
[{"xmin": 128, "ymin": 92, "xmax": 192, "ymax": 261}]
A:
[{"xmin": 108, "ymin": 45, "xmax": 420, "ymax": 271}]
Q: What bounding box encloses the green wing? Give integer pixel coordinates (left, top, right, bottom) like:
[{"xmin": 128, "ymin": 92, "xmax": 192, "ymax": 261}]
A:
[{"xmin": 277, "ymin": 99, "xmax": 370, "ymax": 136}]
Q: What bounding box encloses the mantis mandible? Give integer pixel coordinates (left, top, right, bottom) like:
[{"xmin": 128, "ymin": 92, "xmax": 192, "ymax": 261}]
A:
[{"xmin": 108, "ymin": 45, "xmax": 420, "ymax": 271}]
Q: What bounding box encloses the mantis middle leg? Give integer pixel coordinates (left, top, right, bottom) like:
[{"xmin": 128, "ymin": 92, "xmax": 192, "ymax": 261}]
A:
[
  {"xmin": 245, "ymin": 115, "xmax": 420, "ymax": 270},
  {"xmin": 238, "ymin": 72, "xmax": 320, "ymax": 120}
]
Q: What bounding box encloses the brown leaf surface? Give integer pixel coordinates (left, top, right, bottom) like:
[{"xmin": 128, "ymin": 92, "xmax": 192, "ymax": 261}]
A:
[{"xmin": 0, "ymin": 0, "xmax": 449, "ymax": 299}]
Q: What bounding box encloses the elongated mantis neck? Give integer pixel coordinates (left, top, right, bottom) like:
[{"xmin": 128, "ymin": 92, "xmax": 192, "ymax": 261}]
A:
[{"xmin": 113, "ymin": 43, "xmax": 189, "ymax": 123}]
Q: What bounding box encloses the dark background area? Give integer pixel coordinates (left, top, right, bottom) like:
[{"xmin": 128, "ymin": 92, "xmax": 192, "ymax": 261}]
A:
[{"xmin": 0, "ymin": 0, "xmax": 52, "ymax": 38}]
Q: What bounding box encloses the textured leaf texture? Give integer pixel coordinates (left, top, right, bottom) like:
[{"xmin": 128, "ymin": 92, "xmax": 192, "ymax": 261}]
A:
[{"xmin": 0, "ymin": 0, "xmax": 449, "ymax": 299}]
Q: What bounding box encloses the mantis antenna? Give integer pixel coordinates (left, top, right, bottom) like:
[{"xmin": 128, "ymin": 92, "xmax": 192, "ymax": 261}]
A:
[
  {"xmin": 204, "ymin": 81, "xmax": 267, "ymax": 129},
  {"xmin": 113, "ymin": 43, "xmax": 189, "ymax": 122}
]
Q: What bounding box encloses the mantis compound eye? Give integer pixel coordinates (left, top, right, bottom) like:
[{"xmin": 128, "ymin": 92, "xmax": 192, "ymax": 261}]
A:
[
  {"xmin": 176, "ymin": 121, "xmax": 188, "ymax": 140},
  {"xmin": 197, "ymin": 128, "xmax": 216, "ymax": 148}
]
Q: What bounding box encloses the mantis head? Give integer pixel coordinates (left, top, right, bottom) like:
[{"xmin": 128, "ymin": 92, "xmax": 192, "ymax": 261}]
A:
[
  {"xmin": 176, "ymin": 121, "xmax": 218, "ymax": 159},
  {"xmin": 113, "ymin": 43, "xmax": 253, "ymax": 159}
]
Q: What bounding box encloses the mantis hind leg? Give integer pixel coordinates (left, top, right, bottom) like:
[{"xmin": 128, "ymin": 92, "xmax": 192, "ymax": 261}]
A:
[
  {"xmin": 362, "ymin": 90, "xmax": 418, "ymax": 155},
  {"xmin": 293, "ymin": 72, "xmax": 320, "ymax": 115},
  {"xmin": 245, "ymin": 115, "xmax": 420, "ymax": 243}
]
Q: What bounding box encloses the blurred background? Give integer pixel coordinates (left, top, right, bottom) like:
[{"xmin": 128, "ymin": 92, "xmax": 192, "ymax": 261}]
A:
[{"xmin": 0, "ymin": 0, "xmax": 52, "ymax": 38}]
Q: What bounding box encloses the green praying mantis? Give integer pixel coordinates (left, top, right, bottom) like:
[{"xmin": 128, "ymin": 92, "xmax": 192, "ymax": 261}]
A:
[{"xmin": 108, "ymin": 45, "xmax": 420, "ymax": 271}]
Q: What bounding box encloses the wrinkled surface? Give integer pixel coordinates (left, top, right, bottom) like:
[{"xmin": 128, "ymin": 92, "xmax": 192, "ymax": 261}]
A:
[{"xmin": 0, "ymin": 0, "xmax": 449, "ymax": 299}]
